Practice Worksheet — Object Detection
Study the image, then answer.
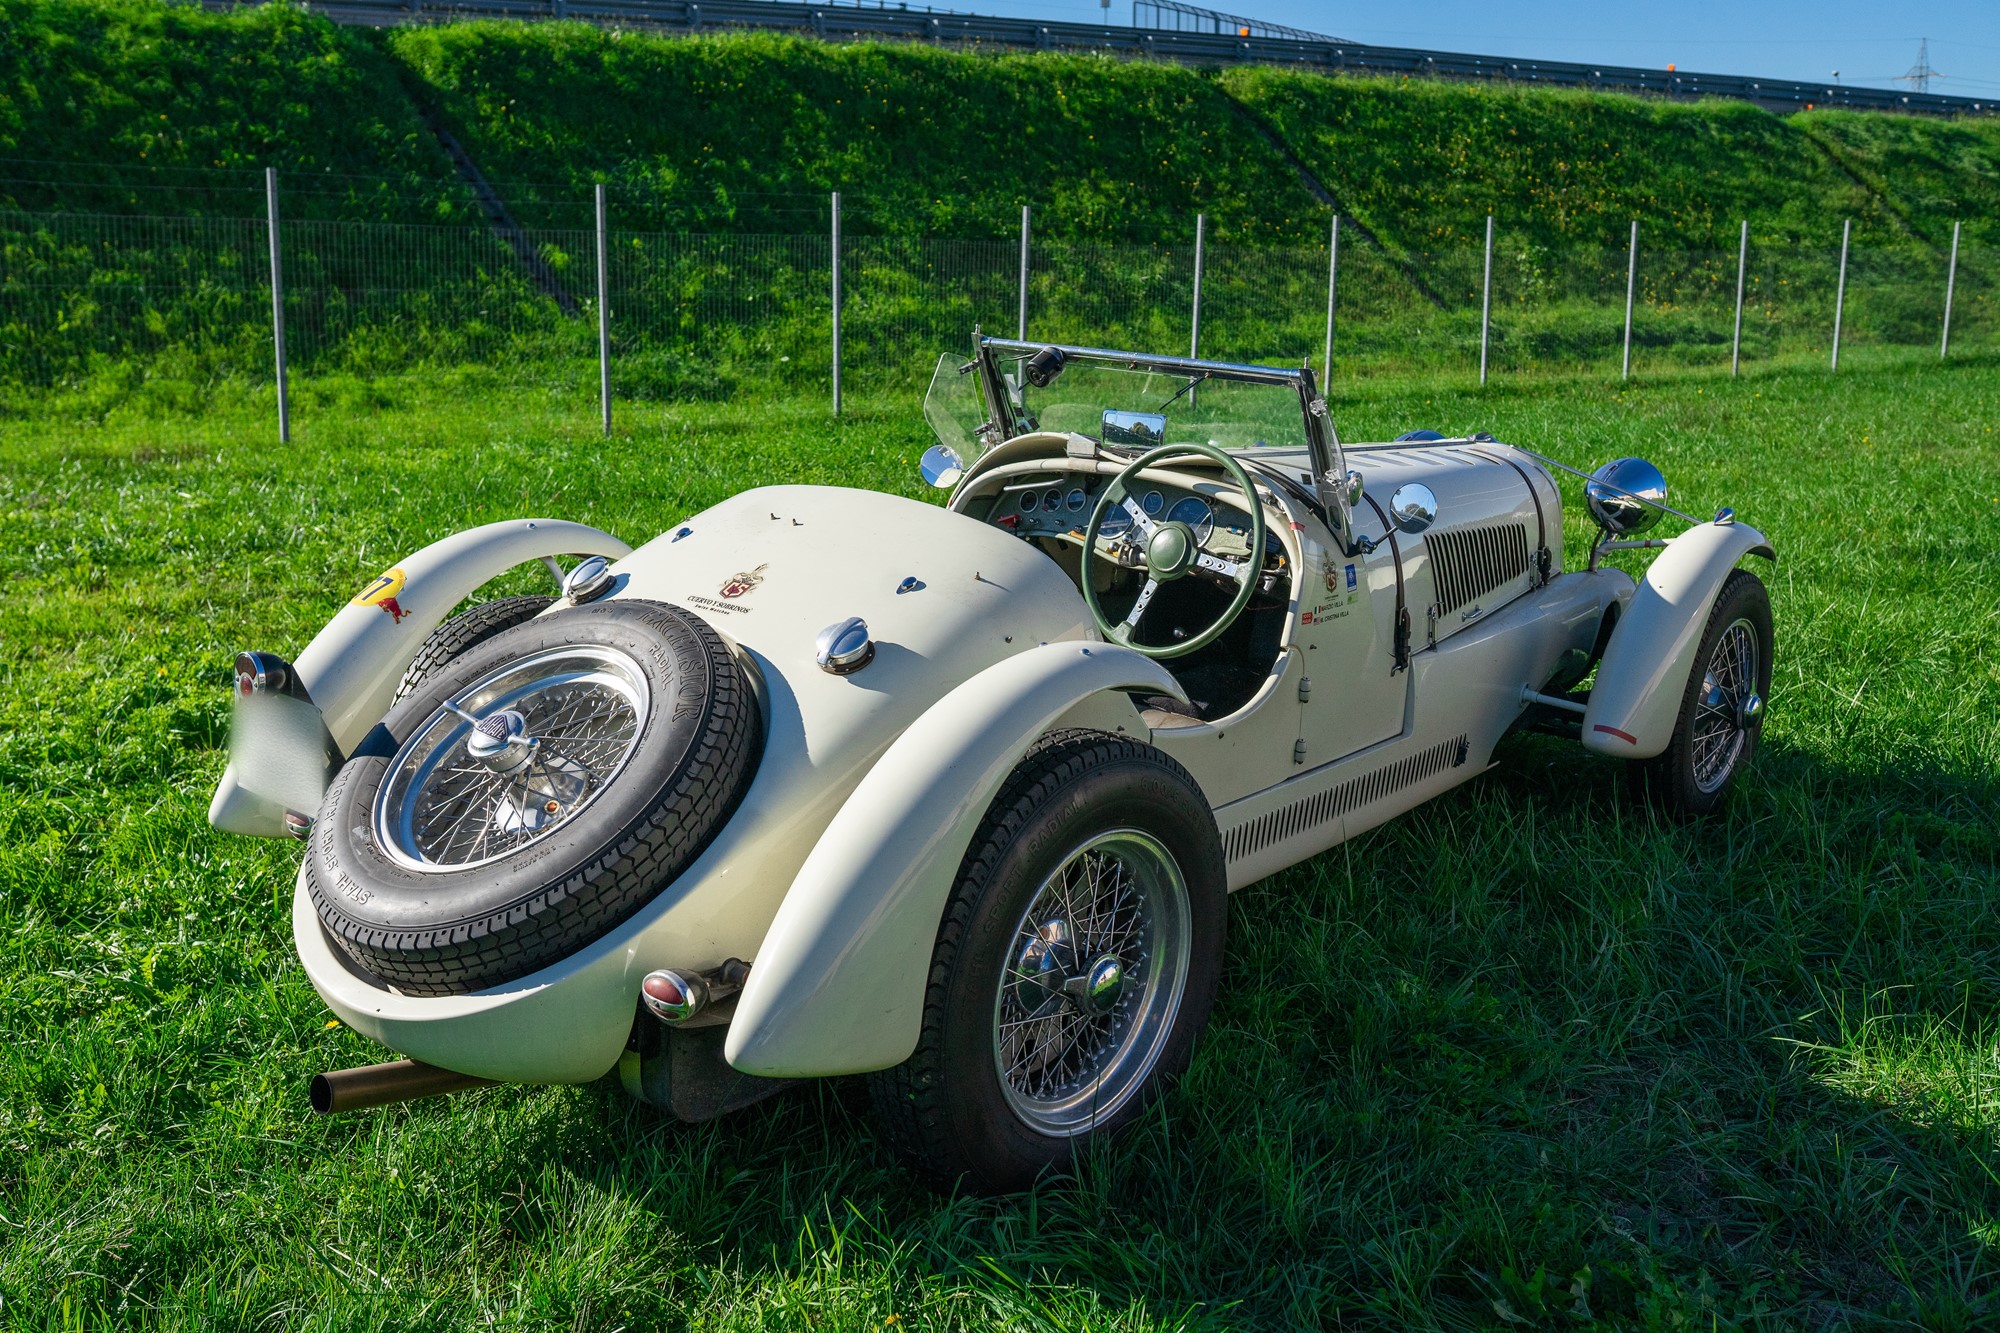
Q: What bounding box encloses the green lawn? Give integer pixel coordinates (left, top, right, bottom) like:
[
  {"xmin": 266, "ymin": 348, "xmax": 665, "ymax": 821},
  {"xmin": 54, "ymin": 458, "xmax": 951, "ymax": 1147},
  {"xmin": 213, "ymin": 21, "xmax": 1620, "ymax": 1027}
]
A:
[{"xmin": 2, "ymin": 354, "xmax": 1998, "ymax": 1329}]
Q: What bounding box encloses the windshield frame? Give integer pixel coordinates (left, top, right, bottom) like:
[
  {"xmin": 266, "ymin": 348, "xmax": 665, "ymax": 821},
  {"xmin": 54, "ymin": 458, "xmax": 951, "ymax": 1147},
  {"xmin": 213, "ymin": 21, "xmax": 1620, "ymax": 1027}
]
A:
[{"xmin": 970, "ymin": 334, "xmax": 1353, "ymax": 553}]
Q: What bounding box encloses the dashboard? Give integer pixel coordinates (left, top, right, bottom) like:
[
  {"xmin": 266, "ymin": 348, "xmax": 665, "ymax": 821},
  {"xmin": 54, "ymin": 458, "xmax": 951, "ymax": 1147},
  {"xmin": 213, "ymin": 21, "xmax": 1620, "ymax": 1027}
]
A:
[{"xmin": 980, "ymin": 470, "xmax": 1284, "ymax": 565}]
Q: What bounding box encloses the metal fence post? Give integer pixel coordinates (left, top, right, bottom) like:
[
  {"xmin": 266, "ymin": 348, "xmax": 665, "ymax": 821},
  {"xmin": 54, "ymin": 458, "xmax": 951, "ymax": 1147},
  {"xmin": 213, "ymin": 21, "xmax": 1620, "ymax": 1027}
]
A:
[
  {"xmin": 265, "ymin": 167, "xmax": 289, "ymax": 444},
  {"xmin": 831, "ymin": 190, "xmax": 843, "ymax": 416},
  {"xmin": 1479, "ymin": 214, "xmax": 1494, "ymax": 385},
  {"xmin": 595, "ymin": 183, "xmax": 610, "ymax": 436},
  {"xmin": 1831, "ymin": 218, "xmax": 1851, "ymax": 372},
  {"xmin": 1621, "ymin": 219, "xmax": 1638, "ymax": 382},
  {"xmin": 1017, "ymin": 204, "xmax": 1031, "ymax": 341},
  {"xmin": 1189, "ymin": 212, "xmax": 1206, "ymax": 360},
  {"xmin": 1323, "ymin": 213, "xmax": 1339, "ymax": 374},
  {"xmin": 1942, "ymin": 219, "xmax": 1960, "ymax": 359},
  {"xmin": 1731, "ymin": 220, "xmax": 1748, "ymax": 378}
]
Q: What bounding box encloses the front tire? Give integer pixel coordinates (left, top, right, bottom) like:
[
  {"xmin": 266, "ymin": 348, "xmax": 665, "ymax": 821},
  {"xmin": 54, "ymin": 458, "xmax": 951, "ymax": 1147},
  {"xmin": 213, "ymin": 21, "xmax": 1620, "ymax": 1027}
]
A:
[
  {"xmin": 870, "ymin": 730, "xmax": 1226, "ymax": 1193},
  {"xmin": 1643, "ymin": 568, "xmax": 1773, "ymax": 818}
]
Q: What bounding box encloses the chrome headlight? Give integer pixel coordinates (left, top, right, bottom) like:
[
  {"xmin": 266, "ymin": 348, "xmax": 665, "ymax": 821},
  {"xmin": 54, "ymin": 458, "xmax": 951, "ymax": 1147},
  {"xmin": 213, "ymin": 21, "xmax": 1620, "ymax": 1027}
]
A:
[{"xmin": 1585, "ymin": 457, "xmax": 1668, "ymax": 535}]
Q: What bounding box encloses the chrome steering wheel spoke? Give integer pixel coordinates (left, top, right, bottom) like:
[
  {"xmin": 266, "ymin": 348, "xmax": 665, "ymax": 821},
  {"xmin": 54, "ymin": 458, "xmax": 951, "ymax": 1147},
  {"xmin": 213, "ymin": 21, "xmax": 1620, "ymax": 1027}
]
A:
[
  {"xmin": 1120, "ymin": 578, "xmax": 1161, "ymax": 630},
  {"xmin": 1119, "ymin": 494, "xmax": 1157, "ymax": 539},
  {"xmin": 1192, "ymin": 551, "xmax": 1250, "ymax": 584}
]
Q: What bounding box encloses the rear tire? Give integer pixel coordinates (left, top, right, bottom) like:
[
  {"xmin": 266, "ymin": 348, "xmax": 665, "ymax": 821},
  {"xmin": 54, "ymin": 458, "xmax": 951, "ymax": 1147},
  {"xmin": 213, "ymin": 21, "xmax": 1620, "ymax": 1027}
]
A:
[
  {"xmin": 1642, "ymin": 568, "xmax": 1772, "ymax": 818},
  {"xmin": 870, "ymin": 730, "xmax": 1226, "ymax": 1193}
]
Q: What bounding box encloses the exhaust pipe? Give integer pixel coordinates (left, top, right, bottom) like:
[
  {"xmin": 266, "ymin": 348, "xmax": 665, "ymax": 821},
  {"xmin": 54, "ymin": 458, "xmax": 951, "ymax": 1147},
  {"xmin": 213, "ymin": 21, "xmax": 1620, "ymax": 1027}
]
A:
[{"xmin": 309, "ymin": 1059, "xmax": 495, "ymax": 1115}]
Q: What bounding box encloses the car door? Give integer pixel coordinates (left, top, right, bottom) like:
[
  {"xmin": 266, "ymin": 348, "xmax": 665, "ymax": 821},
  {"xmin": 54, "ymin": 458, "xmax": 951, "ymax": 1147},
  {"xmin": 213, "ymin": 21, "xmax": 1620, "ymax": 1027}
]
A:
[{"xmin": 1292, "ymin": 501, "xmax": 1408, "ymax": 769}]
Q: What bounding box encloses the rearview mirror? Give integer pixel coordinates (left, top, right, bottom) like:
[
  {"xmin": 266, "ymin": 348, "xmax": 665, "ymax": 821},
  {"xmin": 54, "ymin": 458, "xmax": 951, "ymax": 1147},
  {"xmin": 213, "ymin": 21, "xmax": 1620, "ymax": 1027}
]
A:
[{"xmin": 1102, "ymin": 410, "xmax": 1167, "ymax": 447}]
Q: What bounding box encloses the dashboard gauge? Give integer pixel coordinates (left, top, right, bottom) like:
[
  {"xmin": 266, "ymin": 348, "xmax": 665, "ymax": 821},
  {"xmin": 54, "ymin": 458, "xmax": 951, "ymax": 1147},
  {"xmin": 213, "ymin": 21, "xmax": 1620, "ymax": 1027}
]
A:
[
  {"xmin": 1099, "ymin": 504, "xmax": 1132, "ymax": 538},
  {"xmin": 1166, "ymin": 495, "xmax": 1215, "ymax": 544},
  {"xmin": 1044, "ymin": 488, "xmax": 1063, "ymax": 512},
  {"xmin": 1019, "ymin": 490, "xmax": 1038, "ymax": 512},
  {"xmin": 1142, "ymin": 490, "xmax": 1165, "ymax": 516},
  {"xmin": 1066, "ymin": 488, "xmax": 1087, "ymax": 513}
]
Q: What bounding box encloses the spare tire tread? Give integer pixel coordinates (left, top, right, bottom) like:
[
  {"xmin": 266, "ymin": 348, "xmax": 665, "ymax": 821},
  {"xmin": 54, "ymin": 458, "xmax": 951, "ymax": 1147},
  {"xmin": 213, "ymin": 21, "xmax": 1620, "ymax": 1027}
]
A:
[
  {"xmin": 395, "ymin": 594, "xmax": 555, "ymax": 701},
  {"xmin": 306, "ymin": 601, "xmax": 760, "ymax": 994}
]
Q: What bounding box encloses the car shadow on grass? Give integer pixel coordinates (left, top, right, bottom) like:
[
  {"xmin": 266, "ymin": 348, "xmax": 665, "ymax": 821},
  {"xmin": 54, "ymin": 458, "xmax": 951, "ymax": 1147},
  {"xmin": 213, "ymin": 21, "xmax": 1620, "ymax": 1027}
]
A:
[{"xmin": 366, "ymin": 729, "xmax": 1999, "ymax": 1329}]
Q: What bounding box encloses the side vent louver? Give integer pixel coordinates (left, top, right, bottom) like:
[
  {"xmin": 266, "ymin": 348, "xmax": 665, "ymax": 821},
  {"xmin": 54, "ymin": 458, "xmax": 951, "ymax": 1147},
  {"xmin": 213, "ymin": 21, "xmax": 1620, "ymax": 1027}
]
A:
[
  {"xmin": 1427, "ymin": 522, "xmax": 1531, "ymax": 618},
  {"xmin": 1222, "ymin": 735, "xmax": 1469, "ymax": 862}
]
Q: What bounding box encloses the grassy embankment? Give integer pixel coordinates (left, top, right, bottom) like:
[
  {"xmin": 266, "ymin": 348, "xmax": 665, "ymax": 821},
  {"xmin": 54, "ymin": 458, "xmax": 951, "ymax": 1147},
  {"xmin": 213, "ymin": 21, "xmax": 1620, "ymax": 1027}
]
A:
[
  {"xmin": 1, "ymin": 354, "xmax": 1997, "ymax": 1327},
  {"xmin": 6, "ymin": 0, "xmax": 2000, "ymax": 403}
]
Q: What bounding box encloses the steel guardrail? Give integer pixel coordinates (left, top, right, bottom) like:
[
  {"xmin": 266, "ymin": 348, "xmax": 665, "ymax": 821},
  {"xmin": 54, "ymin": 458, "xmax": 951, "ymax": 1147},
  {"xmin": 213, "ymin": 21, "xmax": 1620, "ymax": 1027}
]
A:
[{"xmin": 210, "ymin": 0, "xmax": 1993, "ymax": 118}]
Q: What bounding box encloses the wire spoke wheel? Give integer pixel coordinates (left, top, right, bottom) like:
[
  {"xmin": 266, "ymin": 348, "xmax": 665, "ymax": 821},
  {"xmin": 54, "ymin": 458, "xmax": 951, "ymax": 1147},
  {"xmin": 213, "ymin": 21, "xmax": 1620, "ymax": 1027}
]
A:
[
  {"xmin": 991, "ymin": 829, "xmax": 1191, "ymax": 1137},
  {"xmin": 375, "ymin": 645, "xmax": 649, "ymax": 871},
  {"xmin": 1643, "ymin": 569, "xmax": 1772, "ymax": 820},
  {"xmin": 1691, "ymin": 617, "xmax": 1757, "ymax": 794}
]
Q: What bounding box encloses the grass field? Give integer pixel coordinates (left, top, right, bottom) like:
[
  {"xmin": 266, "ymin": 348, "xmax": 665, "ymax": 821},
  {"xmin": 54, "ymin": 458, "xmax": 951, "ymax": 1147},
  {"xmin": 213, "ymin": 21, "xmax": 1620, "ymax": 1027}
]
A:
[{"xmin": 2, "ymin": 353, "xmax": 1998, "ymax": 1329}]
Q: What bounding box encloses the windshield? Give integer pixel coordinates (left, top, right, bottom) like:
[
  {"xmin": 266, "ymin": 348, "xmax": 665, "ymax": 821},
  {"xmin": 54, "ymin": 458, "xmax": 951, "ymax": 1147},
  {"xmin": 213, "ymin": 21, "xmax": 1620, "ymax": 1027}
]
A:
[
  {"xmin": 1006, "ymin": 358, "xmax": 1308, "ymax": 454},
  {"xmin": 922, "ymin": 353, "xmax": 985, "ymax": 465},
  {"xmin": 922, "ymin": 348, "xmax": 1309, "ymax": 464}
]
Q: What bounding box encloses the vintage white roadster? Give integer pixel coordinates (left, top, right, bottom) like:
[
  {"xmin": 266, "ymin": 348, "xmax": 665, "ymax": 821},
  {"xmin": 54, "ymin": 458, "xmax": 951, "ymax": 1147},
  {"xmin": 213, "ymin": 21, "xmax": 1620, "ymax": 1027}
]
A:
[{"xmin": 211, "ymin": 336, "xmax": 1774, "ymax": 1191}]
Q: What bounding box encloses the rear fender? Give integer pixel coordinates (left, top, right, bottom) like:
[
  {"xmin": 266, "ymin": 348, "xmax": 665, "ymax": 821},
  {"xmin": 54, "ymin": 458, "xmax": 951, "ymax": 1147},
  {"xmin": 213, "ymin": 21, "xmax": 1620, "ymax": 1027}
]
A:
[
  {"xmin": 724, "ymin": 641, "xmax": 1183, "ymax": 1078},
  {"xmin": 209, "ymin": 518, "xmax": 630, "ymax": 837},
  {"xmin": 1582, "ymin": 521, "xmax": 1775, "ymax": 759}
]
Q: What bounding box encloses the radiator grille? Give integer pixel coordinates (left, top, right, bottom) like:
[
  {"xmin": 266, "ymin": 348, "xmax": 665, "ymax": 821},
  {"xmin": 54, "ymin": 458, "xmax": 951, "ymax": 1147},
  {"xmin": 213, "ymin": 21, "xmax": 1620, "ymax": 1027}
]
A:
[
  {"xmin": 1427, "ymin": 522, "xmax": 1531, "ymax": 618},
  {"xmin": 1222, "ymin": 734, "xmax": 1469, "ymax": 862}
]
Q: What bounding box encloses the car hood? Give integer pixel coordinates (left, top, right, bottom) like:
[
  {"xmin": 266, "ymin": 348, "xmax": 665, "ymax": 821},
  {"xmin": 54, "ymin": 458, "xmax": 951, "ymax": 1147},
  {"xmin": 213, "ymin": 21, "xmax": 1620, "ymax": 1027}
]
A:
[{"xmin": 607, "ymin": 482, "xmax": 1089, "ymax": 692}]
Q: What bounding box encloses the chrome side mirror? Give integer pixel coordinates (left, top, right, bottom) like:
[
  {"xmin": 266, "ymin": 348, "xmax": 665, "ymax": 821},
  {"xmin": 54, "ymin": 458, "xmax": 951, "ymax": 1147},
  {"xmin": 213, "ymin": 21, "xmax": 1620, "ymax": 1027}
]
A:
[
  {"xmin": 1585, "ymin": 457, "xmax": 1667, "ymax": 535},
  {"xmin": 919, "ymin": 444, "xmax": 964, "ymax": 489},
  {"xmin": 1387, "ymin": 482, "xmax": 1438, "ymax": 535}
]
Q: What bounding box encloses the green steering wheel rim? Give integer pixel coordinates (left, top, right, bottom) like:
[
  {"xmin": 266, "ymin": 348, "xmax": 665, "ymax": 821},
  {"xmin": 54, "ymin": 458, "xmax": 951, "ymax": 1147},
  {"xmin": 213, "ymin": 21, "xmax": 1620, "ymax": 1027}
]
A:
[{"xmin": 1080, "ymin": 440, "xmax": 1267, "ymax": 660}]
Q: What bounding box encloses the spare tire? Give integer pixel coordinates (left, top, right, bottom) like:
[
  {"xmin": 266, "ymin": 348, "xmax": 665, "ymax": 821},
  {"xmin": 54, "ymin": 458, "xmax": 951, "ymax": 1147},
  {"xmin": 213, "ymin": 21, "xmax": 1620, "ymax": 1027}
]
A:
[{"xmin": 306, "ymin": 600, "xmax": 760, "ymax": 995}]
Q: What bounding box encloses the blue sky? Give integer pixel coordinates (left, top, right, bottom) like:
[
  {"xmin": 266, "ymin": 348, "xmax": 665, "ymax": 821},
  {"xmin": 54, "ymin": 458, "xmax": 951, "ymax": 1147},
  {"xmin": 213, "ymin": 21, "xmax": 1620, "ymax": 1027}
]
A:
[{"xmin": 948, "ymin": 0, "xmax": 2000, "ymax": 96}]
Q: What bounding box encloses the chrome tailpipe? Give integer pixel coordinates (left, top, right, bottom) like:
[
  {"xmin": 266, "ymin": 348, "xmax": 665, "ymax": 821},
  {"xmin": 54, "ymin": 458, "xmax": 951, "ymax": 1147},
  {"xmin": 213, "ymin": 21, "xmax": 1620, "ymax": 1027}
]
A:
[{"xmin": 309, "ymin": 1059, "xmax": 495, "ymax": 1115}]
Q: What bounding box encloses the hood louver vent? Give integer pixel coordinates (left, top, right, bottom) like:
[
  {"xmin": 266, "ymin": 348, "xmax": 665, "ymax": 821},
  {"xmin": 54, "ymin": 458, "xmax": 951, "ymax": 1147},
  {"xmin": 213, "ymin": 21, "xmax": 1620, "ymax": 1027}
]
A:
[
  {"xmin": 1223, "ymin": 735, "xmax": 1469, "ymax": 862},
  {"xmin": 1427, "ymin": 522, "xmax": 1531, "ymax": 619}
]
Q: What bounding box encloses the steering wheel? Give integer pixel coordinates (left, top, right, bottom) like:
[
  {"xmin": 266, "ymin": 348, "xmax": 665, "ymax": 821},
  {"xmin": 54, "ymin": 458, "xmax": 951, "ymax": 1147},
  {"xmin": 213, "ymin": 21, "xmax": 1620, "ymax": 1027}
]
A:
[{"xmin": 1080, "ymin": 441, "xmax": 1267, "ymax": 660}]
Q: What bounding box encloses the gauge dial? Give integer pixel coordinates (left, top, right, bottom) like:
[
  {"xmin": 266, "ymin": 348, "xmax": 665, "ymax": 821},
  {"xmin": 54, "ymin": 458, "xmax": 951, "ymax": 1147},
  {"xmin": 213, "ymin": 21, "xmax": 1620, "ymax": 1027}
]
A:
[
  {"xmin": 1043, "ymin": 488, "xmax": 1063, "ymax": 512},
  {"xmin": 1099, "ymin": 504, "xmax": 1132, "ymax": 538},
  {"xmin": 1141, "ymin": 490, "xmax": 1165, "ymax": 516},
  {"xmin": 1066, "ymin": 488, "xmax": 1087, "ymax": 513},
  {"xmin": 1019, "ymin": 490, "xmax": 1038, "ymax": 512},
  {"xmin": 1166, "ymin": 495, "xmax": 1215, "ymax": 544}
]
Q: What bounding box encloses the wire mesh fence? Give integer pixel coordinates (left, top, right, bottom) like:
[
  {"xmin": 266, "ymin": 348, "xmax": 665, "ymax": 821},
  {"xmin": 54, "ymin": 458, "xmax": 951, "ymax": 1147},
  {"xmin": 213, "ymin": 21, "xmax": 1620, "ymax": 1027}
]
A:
[{"xmin": 3, "ymin": 202, "xmax": 1991, "ymax": 426}]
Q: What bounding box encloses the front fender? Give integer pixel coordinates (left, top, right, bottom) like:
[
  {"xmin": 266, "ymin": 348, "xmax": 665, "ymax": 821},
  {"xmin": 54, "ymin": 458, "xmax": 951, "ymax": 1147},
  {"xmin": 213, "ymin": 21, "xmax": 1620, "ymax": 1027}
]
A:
[
  {"xmin": 724, "ymin": 641, "xmax": 1184, "ymax": 1078},
  {"xmin": 209, "ymin": 518, "xmax": 629, "ymax": 837},
  {"xmin": 1582, "ymin": 520, "xmax": 1775, "ymax": 759}
]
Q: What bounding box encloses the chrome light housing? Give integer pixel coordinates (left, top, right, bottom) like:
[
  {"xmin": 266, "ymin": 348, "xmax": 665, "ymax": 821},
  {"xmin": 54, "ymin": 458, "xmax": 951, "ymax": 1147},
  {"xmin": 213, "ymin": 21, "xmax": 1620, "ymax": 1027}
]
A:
[
  {"xmin": 1585, "ymin": 457, "xmax": 1668, "ymax": 535},
  {"xmin": 641, "ymin": 969, "xmax": 709, "ymax": 1024}
]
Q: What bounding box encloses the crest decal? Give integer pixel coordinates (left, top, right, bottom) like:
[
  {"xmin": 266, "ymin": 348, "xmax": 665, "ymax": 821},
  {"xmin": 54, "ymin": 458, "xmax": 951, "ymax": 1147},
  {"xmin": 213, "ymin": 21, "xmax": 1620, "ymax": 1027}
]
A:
[{"xmin": 719, "ymin": 564, "xmax": 768, "ymax": 599}]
